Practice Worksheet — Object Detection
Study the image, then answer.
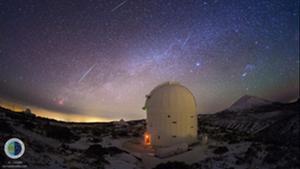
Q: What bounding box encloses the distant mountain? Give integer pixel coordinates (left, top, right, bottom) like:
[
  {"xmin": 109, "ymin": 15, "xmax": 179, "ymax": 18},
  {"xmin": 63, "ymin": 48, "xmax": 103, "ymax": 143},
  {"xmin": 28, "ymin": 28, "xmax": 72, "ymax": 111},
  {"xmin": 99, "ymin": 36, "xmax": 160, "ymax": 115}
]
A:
[
  {"xmin": 199, "ymin": 95, "xmax": 299, "ymax": 136},
  {"xmin": 228, "ymin": 95, "xmax": 273, "ymax": 112}
]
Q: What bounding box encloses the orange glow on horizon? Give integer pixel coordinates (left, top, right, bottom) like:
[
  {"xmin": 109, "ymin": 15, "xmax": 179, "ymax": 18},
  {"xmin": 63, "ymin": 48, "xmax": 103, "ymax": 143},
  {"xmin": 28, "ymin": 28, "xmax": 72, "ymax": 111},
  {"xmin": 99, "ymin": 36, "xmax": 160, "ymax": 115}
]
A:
[{"xmin": 0, "ymin": 99, "xmax": 115, "ymax": 122}]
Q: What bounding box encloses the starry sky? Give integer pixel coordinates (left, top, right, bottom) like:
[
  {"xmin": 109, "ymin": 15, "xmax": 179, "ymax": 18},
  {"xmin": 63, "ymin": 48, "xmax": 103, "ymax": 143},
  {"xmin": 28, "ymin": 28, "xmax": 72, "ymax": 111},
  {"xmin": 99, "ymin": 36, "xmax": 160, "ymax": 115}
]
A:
[{"xmin": 0, "ymin": 0, "xmax": 299, "ymax": 121}]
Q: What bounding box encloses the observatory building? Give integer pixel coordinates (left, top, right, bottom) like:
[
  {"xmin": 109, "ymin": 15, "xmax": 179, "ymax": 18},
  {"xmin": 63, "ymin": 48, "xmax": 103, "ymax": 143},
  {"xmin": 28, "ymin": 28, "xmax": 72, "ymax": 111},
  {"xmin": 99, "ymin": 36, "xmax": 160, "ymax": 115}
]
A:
[{"xmin": 143, "ymin": 82, "xmax": 198, "ymax": 147}]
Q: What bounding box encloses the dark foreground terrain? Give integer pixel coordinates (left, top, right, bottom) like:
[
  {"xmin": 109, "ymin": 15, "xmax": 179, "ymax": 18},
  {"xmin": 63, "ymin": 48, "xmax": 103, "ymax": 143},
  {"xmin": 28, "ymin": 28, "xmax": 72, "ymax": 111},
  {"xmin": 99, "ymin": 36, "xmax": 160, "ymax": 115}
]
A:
[{"xmin": 0, "ymin": 95, "xmax": 299, "ymax": 169}]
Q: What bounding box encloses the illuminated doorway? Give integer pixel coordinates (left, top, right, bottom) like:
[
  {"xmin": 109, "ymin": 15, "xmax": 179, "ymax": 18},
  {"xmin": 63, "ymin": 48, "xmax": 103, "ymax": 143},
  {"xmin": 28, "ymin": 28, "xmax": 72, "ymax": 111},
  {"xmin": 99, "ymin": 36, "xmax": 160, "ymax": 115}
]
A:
[{"xmin": 144, "ymin": 133, "xmax": 151, "ymax": 145}]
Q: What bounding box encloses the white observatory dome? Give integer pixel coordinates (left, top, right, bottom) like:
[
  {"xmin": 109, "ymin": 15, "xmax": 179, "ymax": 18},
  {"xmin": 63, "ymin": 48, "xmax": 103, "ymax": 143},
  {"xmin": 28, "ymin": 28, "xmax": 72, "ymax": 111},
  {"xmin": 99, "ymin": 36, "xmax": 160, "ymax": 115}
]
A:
[{"xmin": 143, "ymin": 82, "xmax": 198, "ymax": 147}]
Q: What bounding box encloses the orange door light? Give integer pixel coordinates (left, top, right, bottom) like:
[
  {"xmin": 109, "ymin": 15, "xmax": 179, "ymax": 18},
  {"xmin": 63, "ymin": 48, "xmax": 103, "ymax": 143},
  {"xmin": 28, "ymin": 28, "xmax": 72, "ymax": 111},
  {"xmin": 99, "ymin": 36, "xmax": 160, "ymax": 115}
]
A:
[{"xmin": 144, "ymin": 133, "xmax": 151, "ymax": 145}]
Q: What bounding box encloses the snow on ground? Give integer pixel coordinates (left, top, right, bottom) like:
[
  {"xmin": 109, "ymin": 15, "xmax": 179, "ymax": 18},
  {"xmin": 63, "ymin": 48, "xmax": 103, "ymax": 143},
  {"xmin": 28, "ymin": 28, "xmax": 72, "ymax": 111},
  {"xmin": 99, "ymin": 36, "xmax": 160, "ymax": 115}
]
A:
[
  {"xmin": 104, "ymin": 135, "xmax": 253, "ymax": 169},
  {"xmin": 105, "ymin": 153, "xmax": 142, "ymax": 169},
  {"xmin": 14, "ymin": 125, "xmax": 61, "ymax": 148},
  {"xmin": 1, "ymin": 98, "xmax": 298, "ymax": 169},
  {"xmin": 68, "ymin": 137, "xmax": 92, "ymax": 150}
]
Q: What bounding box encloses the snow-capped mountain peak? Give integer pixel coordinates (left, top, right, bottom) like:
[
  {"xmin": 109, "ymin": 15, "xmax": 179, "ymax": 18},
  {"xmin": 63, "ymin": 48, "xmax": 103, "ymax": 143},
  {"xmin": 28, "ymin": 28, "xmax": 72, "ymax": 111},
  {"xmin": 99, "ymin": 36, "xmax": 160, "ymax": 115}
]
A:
[{"xmin": 228, "ymin": 95, "xmax": 272, "ymax": 111}]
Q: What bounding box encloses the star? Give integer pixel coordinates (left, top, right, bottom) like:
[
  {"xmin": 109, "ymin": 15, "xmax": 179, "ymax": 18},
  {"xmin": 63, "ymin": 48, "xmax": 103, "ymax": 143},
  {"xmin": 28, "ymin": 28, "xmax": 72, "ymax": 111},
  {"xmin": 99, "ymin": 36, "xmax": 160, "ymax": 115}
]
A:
[{"xmin": 0, "ymin": 0, "xmax": 298, "ymax": 121}]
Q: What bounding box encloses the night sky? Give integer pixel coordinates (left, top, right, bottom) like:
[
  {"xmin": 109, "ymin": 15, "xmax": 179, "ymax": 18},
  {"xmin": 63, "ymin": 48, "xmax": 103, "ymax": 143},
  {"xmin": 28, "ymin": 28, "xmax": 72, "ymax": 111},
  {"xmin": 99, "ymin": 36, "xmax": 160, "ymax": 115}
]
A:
[{"xmin": 0, "ymin": 0, "xmax": 299, "ymax": 121}]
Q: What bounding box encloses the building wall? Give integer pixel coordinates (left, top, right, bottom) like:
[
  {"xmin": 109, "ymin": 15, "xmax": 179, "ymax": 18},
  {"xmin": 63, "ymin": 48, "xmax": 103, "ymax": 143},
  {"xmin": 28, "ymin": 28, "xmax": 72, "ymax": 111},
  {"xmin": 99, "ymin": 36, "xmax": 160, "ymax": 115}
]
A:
[{"xmin": 146, "ymin": 82, "xmax": 198, "ymax": 147}]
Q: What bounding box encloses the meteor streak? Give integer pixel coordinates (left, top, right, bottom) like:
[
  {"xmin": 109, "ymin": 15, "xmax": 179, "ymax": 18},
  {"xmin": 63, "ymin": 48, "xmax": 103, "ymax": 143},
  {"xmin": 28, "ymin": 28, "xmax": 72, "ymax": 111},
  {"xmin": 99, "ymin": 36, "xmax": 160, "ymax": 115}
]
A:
[
  {"xmin": 78, "ymin": 64, "xmax": 96, "ymax": 83},
  {"xmin": 111, "ymin": 0, "xmax": 128, "ymax": 12}
]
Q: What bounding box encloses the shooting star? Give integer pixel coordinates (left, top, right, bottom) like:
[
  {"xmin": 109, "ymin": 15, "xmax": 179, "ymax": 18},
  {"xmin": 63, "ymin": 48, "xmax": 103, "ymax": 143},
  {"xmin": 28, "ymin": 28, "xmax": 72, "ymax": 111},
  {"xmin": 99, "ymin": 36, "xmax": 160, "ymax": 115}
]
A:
[
  {"xmin": 111, "ymin": 0, "xmax": 128, "ymax": 12},
  {"xmin": 78, "ymin": 64, "xmax": 96, "ymax": 83},
  {"xmin": 181, "ymin": 33, "xmax": 192, "ymax": 49}
]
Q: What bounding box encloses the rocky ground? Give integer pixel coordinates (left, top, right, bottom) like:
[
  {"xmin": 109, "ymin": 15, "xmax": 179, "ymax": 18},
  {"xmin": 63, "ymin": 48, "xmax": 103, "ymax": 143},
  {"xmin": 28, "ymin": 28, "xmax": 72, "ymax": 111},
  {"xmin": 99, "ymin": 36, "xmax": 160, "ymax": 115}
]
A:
[{"xmin": 0, "ymin": 95, "xmax": 299, "ymax": 169}]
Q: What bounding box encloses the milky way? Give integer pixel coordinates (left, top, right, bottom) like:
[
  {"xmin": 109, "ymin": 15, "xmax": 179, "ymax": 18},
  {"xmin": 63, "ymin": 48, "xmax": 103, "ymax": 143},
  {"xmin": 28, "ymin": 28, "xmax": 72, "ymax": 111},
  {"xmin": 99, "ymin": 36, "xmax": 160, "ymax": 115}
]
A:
[{"xmin": 0, "ymin": 0, "xmax": 299, "ymax": 121}]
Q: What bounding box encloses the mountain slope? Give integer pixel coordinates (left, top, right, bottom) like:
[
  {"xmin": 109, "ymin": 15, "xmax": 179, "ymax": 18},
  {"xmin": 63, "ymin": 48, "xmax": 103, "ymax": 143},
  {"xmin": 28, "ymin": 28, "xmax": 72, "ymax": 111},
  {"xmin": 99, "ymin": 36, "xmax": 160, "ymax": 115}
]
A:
[
  {"xmin": 228, "ymin": 95, "xmax": 273, "ymax": 112},
  {"xmin": 199, "ymin": 95, "xmax": 299, "ymax": 136},
  {"xmin": 198, "ymin": 97, "xmax": 299, "ymax": 169}
]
